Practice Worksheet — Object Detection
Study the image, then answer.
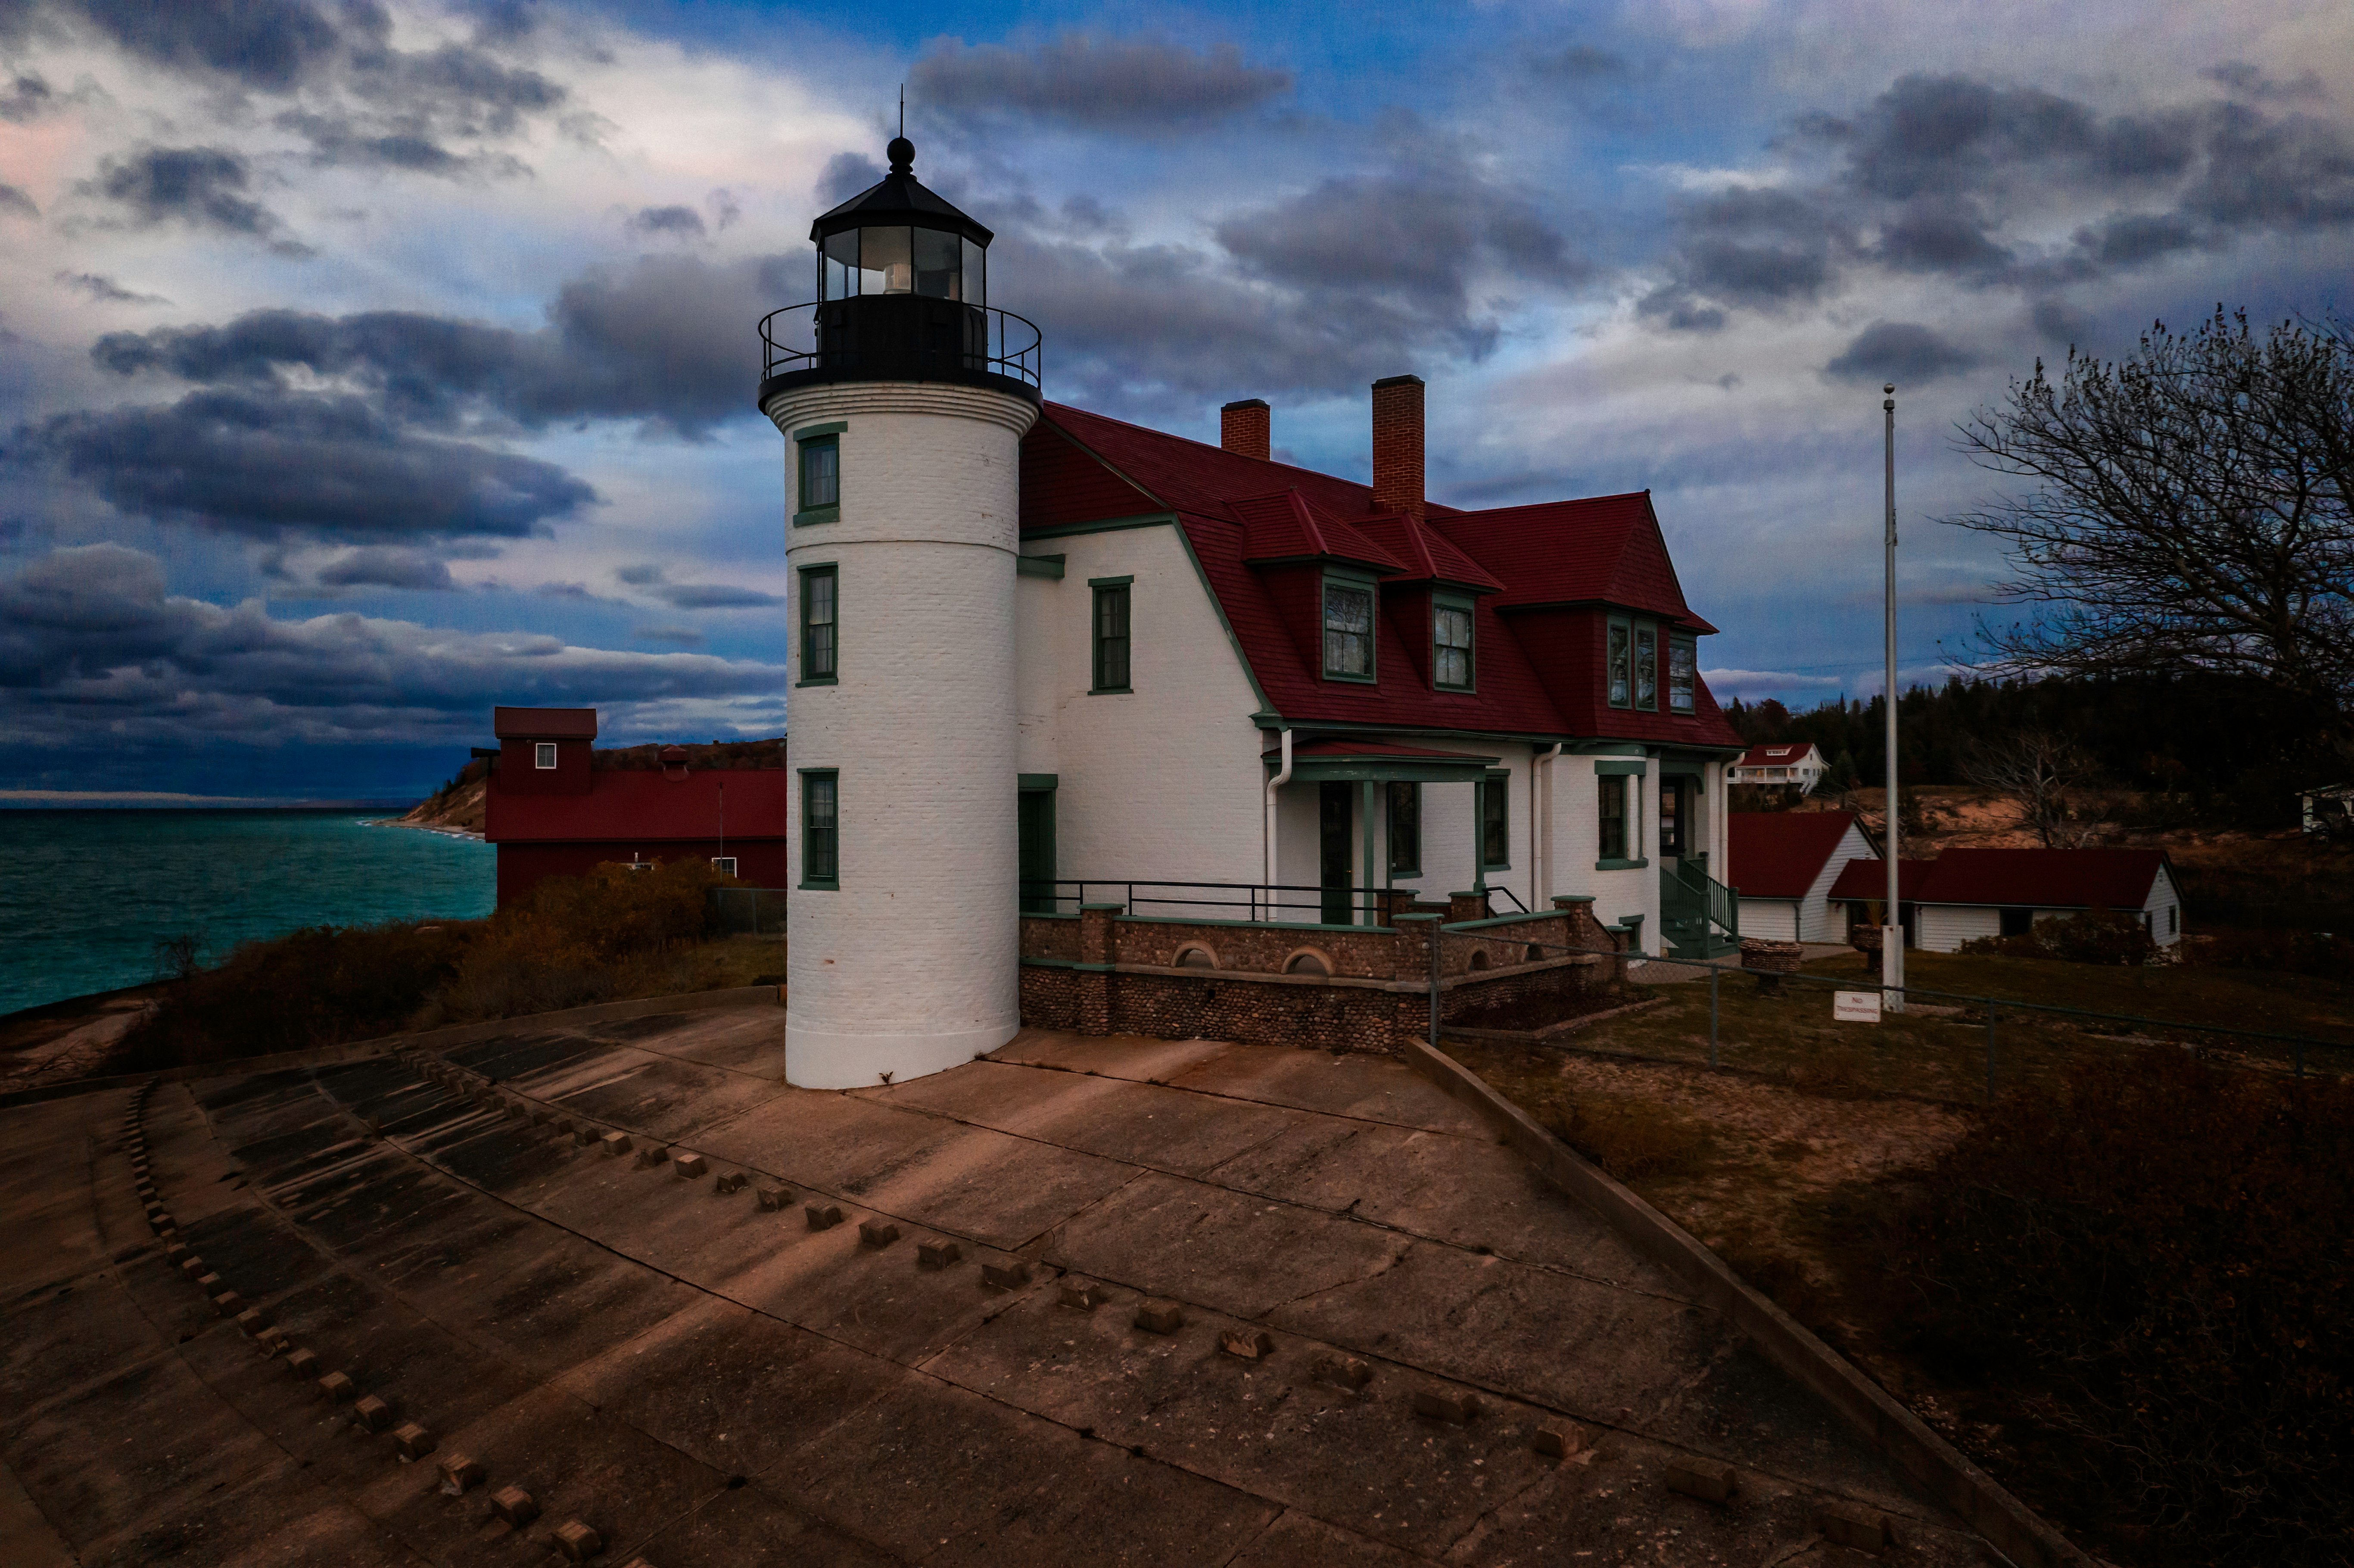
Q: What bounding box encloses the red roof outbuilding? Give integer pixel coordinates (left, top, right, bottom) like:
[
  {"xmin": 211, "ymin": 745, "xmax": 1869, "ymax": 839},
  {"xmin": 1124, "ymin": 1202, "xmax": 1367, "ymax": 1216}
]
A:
[
  {"xmin": 1729, "ymin": 812, "xmax": 1866, "ymax": 899},
  {"xmin": 1910, "ymin": 848, "xmax": 2172, "ymax": 909},
  {"xmin": 1829, "ymin": 858, "xmax": 1931, "ymax": 903}
]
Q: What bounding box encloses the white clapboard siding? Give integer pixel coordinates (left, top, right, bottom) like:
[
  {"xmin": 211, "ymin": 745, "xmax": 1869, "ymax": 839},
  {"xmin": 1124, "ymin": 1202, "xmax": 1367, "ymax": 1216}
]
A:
[
  {"xmin": 1916, "ymin": 903, "xmax": 2000, "ymax": 953},
  {"xmin": 2142, "ymin": 863, "xmax": 2185, "ymax": 946},
  {"xmin": 1800, "ymin": 822, "xmax": 1877, "ymax": 941},
  {"xmin": 1739, "ymin": 899, "xmax": 1799, "ymax": 941}
]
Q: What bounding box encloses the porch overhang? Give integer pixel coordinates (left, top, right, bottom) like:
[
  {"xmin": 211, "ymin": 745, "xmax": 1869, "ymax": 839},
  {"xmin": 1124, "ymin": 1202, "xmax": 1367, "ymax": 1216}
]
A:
[{"xmin": 1261, "ymin": 740, "xmax": 1497, "ymax": 785}]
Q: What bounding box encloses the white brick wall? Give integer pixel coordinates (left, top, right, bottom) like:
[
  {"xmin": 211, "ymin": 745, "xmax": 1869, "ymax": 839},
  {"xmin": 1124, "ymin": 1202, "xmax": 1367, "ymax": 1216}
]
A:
[{"xmin": 766, "ymin": 382, "xmax": 1036, "ymax": 1088}]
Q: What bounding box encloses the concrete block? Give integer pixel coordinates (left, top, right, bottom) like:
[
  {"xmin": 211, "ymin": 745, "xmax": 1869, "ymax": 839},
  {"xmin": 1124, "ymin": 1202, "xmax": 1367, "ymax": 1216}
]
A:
[
  {"xmin": 1059, "ymin": 1281, "xmax": 1109, "ymax": 1311},
  {"xmin": 917, "ymin": 1239, "xmax": 962, "ymax": 1269},
  {"xmin": 981, "ymin": 1260, "xmax": 1032, "ymax": 1291},
  {"xmin": 715, "ymin": 1171, "xmax": 747, "ymax": 1195},
  {"xmin": 194, "ymin": 1272, "xmax": 222, "ymax": 1292},
  {"xmin": 1133, "ymin": 1302, "xmax": 1184, "ymax": 1335},
  {"xmin": 1818, "ymin": 1501, "xmax": 1893, "ymax": 1552},
  {"xmin": 1312, "ymin": 1355, "xmax": 1373, "ymax": 1392},
  {"xmin": 757, "ymin": 1185, "xmax": 790, "ymax": 1212},
  {"xmin": 1665, "ymin": 1458, "xmax": 1737, "ymax": 1505},
  {"xmin": 258, "ymin": 1327, "xmax": 290, "ymax": 1357},
  {"xmin": 212, "ymin": 1291, "xmax": 243, "ymax": 1317},
  {"xmin": 286, "ymin": 1348, "xmax": 319, "ymax": 1378},
  {"xmin": 436, "ymin": 1453, "xmax": 484, "ymax": 1494},
  {"xmin": 1219, "ymin": 1328, "xmax": 1276, "ymax": 1360},
  {"xmin": 601, "ymin": 1131, "xmax": 632, "ymax": 1157},
  {"xmin": 635, "ymin": 1145, "xmax": 669, "ymax": 1168},
  {"xmin": 804, "ymin": 1203, "xmax": 843, "ymax": 1231},
  {"xmin": 490, "ymin": 1485, "xmax": 539, "ymax": 1527},
  {"xmin": 1532, "ymin": 1424, "xmax": 1585, "ymax": 1459},
  {"xmin": 180, "ymin": 1257, "xmax": 206, "ymax": 1279},
  {"xmin": 392, "ymin": 1422, "xmax": 435, "ymax": 1460},
  {"xmin": 353, "ymin": 1394, "xmax": 394, "ymax": 1432},
  {"xmin": 235, "ymin": 1308, "xmax": 268, "ymax": 1336},
  {"xmin": 149, "ymin": 1212, "xmax": 171, "ymax": 1232},
  {"xmin": 573, "ymin": 1125, "xmax": 600, "ymax": 1148},
  {"xmin": 164, "ymin": 1243, "xmax": 188, "ymax": 1264},
  {"xmin": 553, "ymin": 1119, "xmax": 577, "ymax": 1138},
  {"xmin": 673, "ymin": 1153, "xmax": 708, "ymax": 1179},
  {"xmin": 553, "ymin": 1520, "xmax": 603, "ymax": 1562},
  {"xmin": 857, "ymin": 1219, "xmax": 900, "ymax": 1248},
  {"xmin": 531, "ymin": 1108, "xmax": 554, "ymax": 1126},
  {"xmin": 318, "ymin": 1372, "xmax": 356, "ymax": 1403},
  {"xmin": 1412, "ymin": 1390, "xmax": 1480, "ymax": 1424}
]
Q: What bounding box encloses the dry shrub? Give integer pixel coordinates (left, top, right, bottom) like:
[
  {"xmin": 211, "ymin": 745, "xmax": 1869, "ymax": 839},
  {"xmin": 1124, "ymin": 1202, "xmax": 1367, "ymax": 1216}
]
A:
[
  {"xmin": 112, "ymin": 858, "xmax": 735, "ymax": 1068},
  {"xmin": 1542, "ymin": 1095, "xmax": 1714, "ymax": 1180},
  {"xmin": 1959, "ymin": 907, "xmax": 2158, "ymax": 966},
  {"xmin": 1787, "ymin": 1043, "xmax": 1874, "ymax": 1099},
  {"xmin": 1889, "ymin": 1048, "xmax": 2354, "ymax": 1565},
  {"xmin": 2192, "ymin": 928, "xmax": 2354, "ymax": 985}
]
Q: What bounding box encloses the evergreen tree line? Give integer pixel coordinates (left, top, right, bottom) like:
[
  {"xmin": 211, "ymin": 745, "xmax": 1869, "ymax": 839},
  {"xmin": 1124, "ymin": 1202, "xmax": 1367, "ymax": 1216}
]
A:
[{"xmin": 1722, "ymin": 673, "xmax": 2343, "ymax": 829}]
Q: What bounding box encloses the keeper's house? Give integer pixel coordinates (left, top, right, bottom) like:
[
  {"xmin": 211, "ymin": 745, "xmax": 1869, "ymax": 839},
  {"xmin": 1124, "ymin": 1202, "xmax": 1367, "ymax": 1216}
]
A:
[
  {"xmin": 1730, "ymin": 811, "xmax": 1874, "ymax": 942},
  {"xmin": 764, "ymin": 135, "xmax": 1746, "ymax": 1087},
  {"xmin": 483, "ymin": 706, "xmax": 789, "ymax": 906},
  {"xmin": 1831, "ymin": 846, "xmax": 2183, "ymax": 952},
  {"xmin": 1727, "ymin": 740, "xmax": 1828, "ymax": 793}
]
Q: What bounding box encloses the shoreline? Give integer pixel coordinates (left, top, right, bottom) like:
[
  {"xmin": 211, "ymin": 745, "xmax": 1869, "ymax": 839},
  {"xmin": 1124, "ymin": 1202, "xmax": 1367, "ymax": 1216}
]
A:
[{"xmin": 367, "ymin": 815, "xmax": 485, "ymax": 842}]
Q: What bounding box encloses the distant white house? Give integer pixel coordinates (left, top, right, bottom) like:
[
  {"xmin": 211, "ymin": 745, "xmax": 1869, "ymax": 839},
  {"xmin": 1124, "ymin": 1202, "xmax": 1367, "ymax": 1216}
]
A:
[
  {"xmin": 1728, "ymin": 741, "xmax": 1827, "ymax": 794},
  {"xmin": 1730, "ymin": 811, "xmax": 1875, "ymax": 942},
  {"xmin": 2303, "ymin": 782, "xmax": 2354, "ymax": 838},
  {"xmin": 1833, "ymin": 847, "xmax": 2183, "ymax": 952}
]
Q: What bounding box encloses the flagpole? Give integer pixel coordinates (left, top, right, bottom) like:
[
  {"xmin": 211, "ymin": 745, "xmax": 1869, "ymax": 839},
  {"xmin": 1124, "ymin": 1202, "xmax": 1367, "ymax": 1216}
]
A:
[{"xmin": 1882, "ymin": 383, "xmax": 1905, "ymax": 1012}]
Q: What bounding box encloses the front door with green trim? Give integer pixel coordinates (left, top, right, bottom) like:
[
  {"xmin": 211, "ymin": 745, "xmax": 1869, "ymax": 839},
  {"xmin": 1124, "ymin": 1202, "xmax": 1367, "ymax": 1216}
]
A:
[
  {"xmin": 1018, "ymin": 788, "xmax": 1056, "ymax": 913},
  {"xmin": 1318, "ymin": 782, "xmax": 1352, "ymax": 924}
]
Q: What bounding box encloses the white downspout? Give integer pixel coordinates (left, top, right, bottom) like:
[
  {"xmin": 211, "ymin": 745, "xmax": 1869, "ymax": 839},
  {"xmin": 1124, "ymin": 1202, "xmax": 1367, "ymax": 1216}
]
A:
[
  {"xmin": 1535, "ymin": 743, "xmax": 1562, "ymax": 910},
  {"xmin": 1263, "ymin": 727, "xmax": 1292, "ymax": 899}
]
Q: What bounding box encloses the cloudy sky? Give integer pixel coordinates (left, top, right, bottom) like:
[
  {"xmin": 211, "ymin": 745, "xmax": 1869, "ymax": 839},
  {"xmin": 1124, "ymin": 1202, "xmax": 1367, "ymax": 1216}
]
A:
[{"xmin": 1, "ymin": 0, "xmax": 2348, "ymax": 800}]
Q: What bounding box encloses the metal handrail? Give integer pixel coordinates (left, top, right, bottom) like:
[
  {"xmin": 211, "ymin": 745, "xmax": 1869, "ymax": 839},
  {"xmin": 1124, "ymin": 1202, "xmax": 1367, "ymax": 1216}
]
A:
[{"xmin": 757, "ymin": 299, "xmax": 1043, "ymax": 388}]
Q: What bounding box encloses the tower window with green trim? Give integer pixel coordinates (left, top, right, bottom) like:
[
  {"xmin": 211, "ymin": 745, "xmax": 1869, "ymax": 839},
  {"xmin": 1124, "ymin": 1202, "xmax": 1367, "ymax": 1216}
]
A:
[
  {"xmin": 1635, "ymin": 623, "xmax": 1659, "ymax": 710},
  {"xmin": 1607, "ymin": 617, "xmax": 1632, "ymax": 707},
  {"xmin": 1668, "ymin": 633, "xmax": 1696, "ymax": 713},
  {"xmin": 1092, "ymin": 582, "xmax": 1130, "ymax": 691},
  {"xmin": 1433, "ymin": 597, "xmax": 1473, "ymax": 691},
  {"xmin": 1598, "ymin": 774, "xmax": 1628, "ymax": 860},
  {"xmin": 1480, "ymin": 771, "xmax": 1510, "ymax": 868},
  {"xmin": 800, "ymin": 771, "xmax": 838, "ymax": 888},
  {"xmin": 799, "ymin": 566, "xmax": 837, "ymax": 684},
  {"xmin": 1323, "ymin": 579, "xmax": 1374, "ymax": 681},
  {"xmin": 798, "ymin": 434, "xmax": 838, "ymax": 513}
]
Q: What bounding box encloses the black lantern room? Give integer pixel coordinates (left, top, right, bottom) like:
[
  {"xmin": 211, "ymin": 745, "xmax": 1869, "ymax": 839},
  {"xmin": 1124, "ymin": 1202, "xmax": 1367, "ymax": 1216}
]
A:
[{"xmin": 757, "ymin": 138, "xmax": 1041, "ymax": 405}]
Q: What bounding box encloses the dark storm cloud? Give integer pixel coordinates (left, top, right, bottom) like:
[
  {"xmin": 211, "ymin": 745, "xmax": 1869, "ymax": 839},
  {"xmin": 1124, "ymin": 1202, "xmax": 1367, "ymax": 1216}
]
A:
[
  {"xmin": 91, "ymin": 252, "xmax": 791, "ymax": 437},
  {"xmin": 0, "ymin": 183, "xmax": 36, "ymax": 218},
  {"xmin": 627, "ymin": 204, "xmax": 707, "ymax": 240},
  {"xmin": 314, "ymin": 546, "xmax": 455, "ymax": 590},
  {"xmin": 0, "ymin": 543, "xmax": 788, "ymax": 748},
  {"xmin": 16, "ymin": 389, "xmax": 595, "ymax": 540},
  {"xmin": 2203, "ymin": 62, "xmax": 2326, "ymax": 104},
  {"xmin": 1646, "ymin": 72, "xmax": 2354, "ymax": 335},
  {"xmin": 0, "ymin": 72, "xmax": 53, "ymax": 120},
  {"xmin": 818, "ymin": 152, "xmax": 883, "ymax": 206},
  {"xmin": 1823, "ymin": 321, "xmax": 1979, "ymax": 385},
  {"xmin": 615, "ymin": 563, "xmax": 780, "ymax": 609},
  {"xmin": 633, "ymin": 625, "xmax": 705, "ymax": 646},
  {"xmin": 1216, "ymin": 168, "xmax": 1572, "ymax": 297},
  {"xmin": 67, "ymin": 0, "xmax": 342, "ymax": 91},
  {"xmin": 81, "ymin": 146, "xmax": 310, "ymax": 252},
  {"xmin": 1531, "ymin": 45, "xmax": 1626, "ymax": 81},
  {"xmin": 912, "ymin": 34, "xmax": 1291, "ymax": 131},
  {"xmin": 56, "ymin": 271, "xmax": 168, "ymax": 303}
]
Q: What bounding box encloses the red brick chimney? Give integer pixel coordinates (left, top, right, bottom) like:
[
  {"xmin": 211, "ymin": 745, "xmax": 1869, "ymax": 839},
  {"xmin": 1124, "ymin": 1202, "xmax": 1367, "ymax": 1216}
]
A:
[
  {"xmin": 1220, "ymin": 398, "xmax": 1270, "ymax": 461},
  {"xmin": 1370, "ymin": 374, "xmax": 1424, "ymax": 519}
]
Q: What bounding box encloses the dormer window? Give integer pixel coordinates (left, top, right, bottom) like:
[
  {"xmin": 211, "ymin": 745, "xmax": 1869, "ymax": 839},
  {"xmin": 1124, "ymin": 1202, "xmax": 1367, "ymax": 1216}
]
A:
[
  {"xmin": 1433, "ymin": 595, "xmax": 1474, "ymax": 691},
  {"xmin": 1669, "ymin": 634, "xmax": 1696, "ymax": 713},
  {"xmin": 1635, "ymin": 623, "xmax": 1659, "ymax": 710},
  {"xmin": 1322, "ymin": 575, "xmax": 1376, "ymax": 682},
  {"xmin": 1607, "ymin": 617, "xmax": 1632, "ymax": 708}
]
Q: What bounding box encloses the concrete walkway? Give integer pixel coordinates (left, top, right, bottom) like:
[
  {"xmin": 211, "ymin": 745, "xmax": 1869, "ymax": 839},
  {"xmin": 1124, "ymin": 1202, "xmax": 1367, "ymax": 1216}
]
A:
[{"xmin": 0, "ymin": 1004, "xmax": 1994, "ymax": 1565}]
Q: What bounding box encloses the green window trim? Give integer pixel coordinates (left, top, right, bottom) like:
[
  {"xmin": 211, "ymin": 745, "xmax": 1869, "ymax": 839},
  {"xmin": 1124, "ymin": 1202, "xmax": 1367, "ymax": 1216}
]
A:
[
  {"xmin": 1597, "ymin": 771, "xmax": 1629, "ymax": 862},
  {"xmin": 795, "ymin": 428, "xmax": 840, "ymax": 523},
  {"xmin": 1479, "ymin": 768, "xmax": 1511, "ymax": 870},
  {"xmin": 797, "ymin": 564, "xmax": 838, "ymax": 686},
  {"xmin": 1594, "ymin": 757, "xmax": 1648, "ymax": 776},
  {"xmin": 1016, "ymin": 554, "xmax": 1066, "ymax": 579},
  {"xmin": 1634, "ymin": 620, "xmax": 1659, "ymax": 711},
  {"xmin": 1606, "ymin": 615, "xmax": 1632, "ymax": 709},
  {"xmin": 1386, "ymin": 781, "xmax": 1421, "ymax": 877},
  {"xmin": 791, "ymin": 420, "xmax": 848, "ymax": 440},
  {"xmin": 1091, "ymin": 579, "xmax": 1132, "ymax": 693},
  {"xmin": 1432, "ymin": 593, "xmax": 1475, "ymax": 692},
  {"xmin": 1018, "ymin": 773, "xmax": 1059, "ymax": 791},
  {"xmin": 1668, "ymin": 632, "xmax": 1697, "ymax": 715},
  {"xmin": 1321, "ymin": 572, "xmax": 1377, "ymax": 683},
  {"xmin": 799, "ymin": 768, "xmax": 839, "ymax": 890},
  {"xmin": 1594, "ymin": 856, "xmax": 1650, "ymax": 871}
]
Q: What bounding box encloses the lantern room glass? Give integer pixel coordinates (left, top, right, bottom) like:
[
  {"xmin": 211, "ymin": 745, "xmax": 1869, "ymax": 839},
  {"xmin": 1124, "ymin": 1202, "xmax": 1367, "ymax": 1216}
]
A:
[{"xmin": 817, "ymin": 225, "xmax": 982, "ymax": 303}]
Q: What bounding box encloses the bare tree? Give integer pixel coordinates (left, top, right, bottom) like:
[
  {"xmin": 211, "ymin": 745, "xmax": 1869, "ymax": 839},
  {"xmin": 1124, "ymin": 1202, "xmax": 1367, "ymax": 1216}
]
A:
[
  {"xmin": 1946, "ymin": 309, "xmax": 2354, "ymax": 729},
  {"xmin": 1962, "ymin": 730, "xmax": 2101, "ymax": 847}
]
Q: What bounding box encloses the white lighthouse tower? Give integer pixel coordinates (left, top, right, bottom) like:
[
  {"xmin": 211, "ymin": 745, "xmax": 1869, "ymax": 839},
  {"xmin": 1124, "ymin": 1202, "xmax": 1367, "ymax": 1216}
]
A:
[{"xmin": 761, "ymin": 137, "xmax": 1042, "ymax": 1089}]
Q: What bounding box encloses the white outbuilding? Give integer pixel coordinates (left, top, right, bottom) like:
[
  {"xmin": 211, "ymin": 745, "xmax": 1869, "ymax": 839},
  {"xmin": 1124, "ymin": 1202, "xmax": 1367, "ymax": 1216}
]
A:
[
  {"xmin": 1728, "ymin": 741, "xmax": 1828, "ymax": 793},
  {"xmin": 1728, "ymin": 811, "xmax": 1876, "ymax": 942},
  {"xmin": 1835, "ymin": 847, "xmax": 2183, "ymax": 952}
]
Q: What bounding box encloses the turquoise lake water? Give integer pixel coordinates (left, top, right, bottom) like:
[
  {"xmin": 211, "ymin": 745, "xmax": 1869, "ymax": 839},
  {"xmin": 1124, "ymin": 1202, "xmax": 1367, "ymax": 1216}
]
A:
[{"xmin": 0, "ymin": 811, "xmax": 495, "ymax": 1017}]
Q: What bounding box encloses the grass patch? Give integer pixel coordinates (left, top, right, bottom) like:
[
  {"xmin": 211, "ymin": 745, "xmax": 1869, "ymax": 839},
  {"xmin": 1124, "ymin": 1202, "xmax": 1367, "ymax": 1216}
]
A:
[{"xmin": 110, "ymin": 859, "xmax": 783, "ymax": 1073}]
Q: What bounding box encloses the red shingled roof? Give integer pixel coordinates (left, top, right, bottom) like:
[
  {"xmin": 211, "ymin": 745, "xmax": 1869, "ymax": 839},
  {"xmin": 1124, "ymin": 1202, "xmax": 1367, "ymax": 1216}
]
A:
[
  {"xmin": 494, "ymin": 706, "xmax": 597, "ymax": 740},
  {"xmin": 1729, "ymin": 812, "xmax": 1865, "ymax": 899},
  {"xmin": 1738, "ymin": 742, "xmax": 1818, "ymax": 768},
  {"xmin": 486, "ymin": 768, "xmax": 789, "ymax": 844},
  {"xmin": 1829, "ymin": 858, "xmax": 1927, "ymax": 902},
  {"xmin": 1913, "ymin": 848, "xmax": 2170, "ymax": 909},
  {"xmin": 1022, "ymin": 403, "xmax": 1740, "ymax": 748},
  {"xmin": 1232, "ymin": 490, "xmax": 1402, "ymax": 572}
]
